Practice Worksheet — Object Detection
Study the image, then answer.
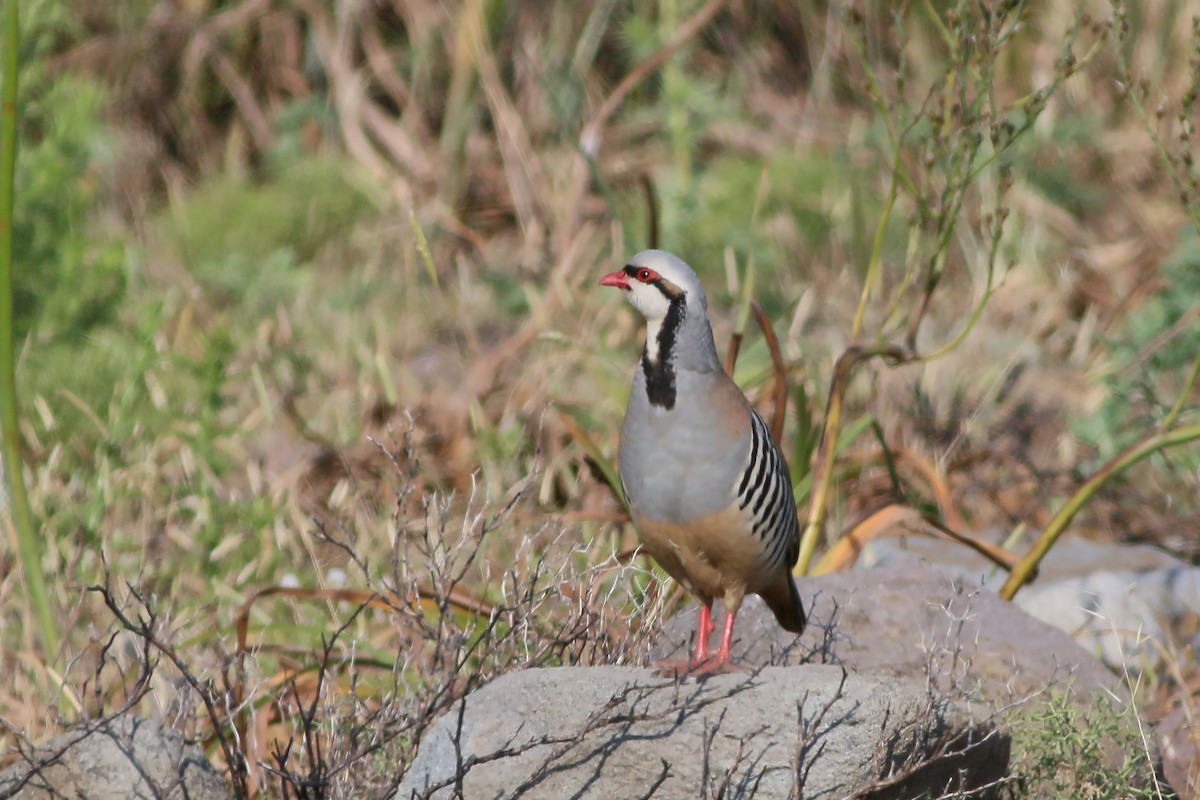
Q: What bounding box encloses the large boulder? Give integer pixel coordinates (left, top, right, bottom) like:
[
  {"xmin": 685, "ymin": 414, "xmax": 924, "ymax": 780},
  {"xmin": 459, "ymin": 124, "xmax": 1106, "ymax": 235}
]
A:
[
  {"xmin": 396, "ymin": 665, "xmax": 1008, "ymax": 799},
  {"xmin": 398, "ymin": 565, "xmax": 1155, "ymax": 798},
  {"xmin": 0, "ymin": 714, "xmax": 229, "ymax": 800}
]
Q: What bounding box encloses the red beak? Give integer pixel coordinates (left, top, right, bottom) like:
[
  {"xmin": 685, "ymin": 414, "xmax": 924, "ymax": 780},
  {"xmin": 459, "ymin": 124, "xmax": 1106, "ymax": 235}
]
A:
[{"xmin": 600, "ymin": 270, "xmax": 630, "ymax": 290}]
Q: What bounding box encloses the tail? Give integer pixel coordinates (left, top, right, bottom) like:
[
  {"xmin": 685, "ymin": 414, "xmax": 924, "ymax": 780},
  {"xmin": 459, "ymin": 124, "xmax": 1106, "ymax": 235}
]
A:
[{"xmin": 761, "ymin": 571, "xmax": 806, "ymax": 634}]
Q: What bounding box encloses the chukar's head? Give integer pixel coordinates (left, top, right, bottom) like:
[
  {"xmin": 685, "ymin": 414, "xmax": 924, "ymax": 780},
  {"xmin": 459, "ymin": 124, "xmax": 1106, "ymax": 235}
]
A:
[{"xmin": 599, "ymin": 249, "xmax": 708, "ymax": 323}]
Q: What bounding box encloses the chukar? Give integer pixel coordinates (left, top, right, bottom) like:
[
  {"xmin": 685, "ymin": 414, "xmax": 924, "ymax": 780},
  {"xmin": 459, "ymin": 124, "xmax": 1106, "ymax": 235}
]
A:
[{"xmin": 601, "ymin": 249, "xmax": 806, "ymax": 673}]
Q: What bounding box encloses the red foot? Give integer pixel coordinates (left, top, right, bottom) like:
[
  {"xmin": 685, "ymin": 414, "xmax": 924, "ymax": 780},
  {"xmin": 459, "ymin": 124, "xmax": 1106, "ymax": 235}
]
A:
[
  {"xmin": 653, "ymin": 603, "xmax": 751, "ymax": 678},
  {"xmin": 651, "ymin": 656, "xmax": 751, "ymax": 678}
]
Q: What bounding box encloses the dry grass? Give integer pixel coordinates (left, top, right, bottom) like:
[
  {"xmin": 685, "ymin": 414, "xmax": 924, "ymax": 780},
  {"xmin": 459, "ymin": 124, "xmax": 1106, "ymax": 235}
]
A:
[{"xmin": 3, "ymin": 0, "xmax": 1199, "ymax": 796}]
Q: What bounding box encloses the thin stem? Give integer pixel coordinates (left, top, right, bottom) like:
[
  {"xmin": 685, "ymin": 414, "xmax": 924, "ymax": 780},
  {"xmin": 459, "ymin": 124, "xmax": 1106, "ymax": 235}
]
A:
[
  {"xmin": 1162, "ymin": 352, "xmax": 1200, "ymax": 431},
  {"xmin": 851, "ymin": 155, "xmax": 899, "ymax": 340},
  {"xmin": 921, "ymin": 0, "xmax": 957, "ymax": 52},
  {"xmin": 1112, "ymin": 2, "xmax": 1200, "ymax": 232},
  {"xmin": 917, "ymin": 236, "xmax": 1000, "ymax": 363}
]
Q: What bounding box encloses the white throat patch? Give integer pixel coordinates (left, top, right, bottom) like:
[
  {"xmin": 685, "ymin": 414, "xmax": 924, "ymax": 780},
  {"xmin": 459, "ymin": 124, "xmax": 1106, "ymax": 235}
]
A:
[
  {"xmin": 643, "ymin": 317, "xmax": 664, "ymax": 364},
  {"xmin": 623, "ymin": 276, "xmax": 681, "ymax": 366}
]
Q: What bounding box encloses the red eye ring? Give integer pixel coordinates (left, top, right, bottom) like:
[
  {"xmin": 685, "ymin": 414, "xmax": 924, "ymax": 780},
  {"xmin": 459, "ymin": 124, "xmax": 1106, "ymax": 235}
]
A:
[{"xmin": 637, "ymin": 269, "xmax": 654, "ymax": 282}]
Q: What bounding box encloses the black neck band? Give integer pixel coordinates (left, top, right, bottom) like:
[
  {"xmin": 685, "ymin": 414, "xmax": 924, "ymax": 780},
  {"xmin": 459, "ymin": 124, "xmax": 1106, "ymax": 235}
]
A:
[{"xmin": 641, "ymin": 298, "xmax": 684, "ymax": 409}]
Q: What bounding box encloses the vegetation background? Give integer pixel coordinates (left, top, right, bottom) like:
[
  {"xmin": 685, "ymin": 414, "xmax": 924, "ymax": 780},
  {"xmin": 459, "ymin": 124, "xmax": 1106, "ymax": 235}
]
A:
[{"xmin": 2, "ymin": 0, "xmax": 1199, "ymax": 796}]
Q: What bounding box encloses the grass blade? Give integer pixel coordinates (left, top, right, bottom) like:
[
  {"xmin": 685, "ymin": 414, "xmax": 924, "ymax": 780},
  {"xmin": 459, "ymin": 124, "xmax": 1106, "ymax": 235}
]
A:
[
  {"xmin": 559, "ymin": 407, "xmax": 628, "ymax": 514},
  {"xmin": 0, "ymin": 0, "xmax": 58, "ymax": 662},
  {"xmin": 1000, "ymin": 422, "xmax": 1200, "ymax": 600}
]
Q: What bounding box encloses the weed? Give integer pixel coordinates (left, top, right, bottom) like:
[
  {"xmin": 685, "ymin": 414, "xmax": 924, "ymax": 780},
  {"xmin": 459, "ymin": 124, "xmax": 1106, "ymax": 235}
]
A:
[{"xmin": 1008, "ymin": 689, "xmax": 1162, "ymax": 799}]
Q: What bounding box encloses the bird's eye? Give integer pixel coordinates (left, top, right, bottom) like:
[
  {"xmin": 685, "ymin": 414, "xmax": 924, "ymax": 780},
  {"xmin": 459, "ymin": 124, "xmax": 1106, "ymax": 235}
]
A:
[{"xmin": 637, "ymin": 269, "xmax": 653, "ymax": 282}]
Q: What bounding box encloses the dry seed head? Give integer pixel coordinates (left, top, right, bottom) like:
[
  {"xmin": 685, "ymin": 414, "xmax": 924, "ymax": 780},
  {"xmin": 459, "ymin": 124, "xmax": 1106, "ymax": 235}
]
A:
[{"xmin": 999, "ymin": 165, "xmax": 1014, "ymax": 189}]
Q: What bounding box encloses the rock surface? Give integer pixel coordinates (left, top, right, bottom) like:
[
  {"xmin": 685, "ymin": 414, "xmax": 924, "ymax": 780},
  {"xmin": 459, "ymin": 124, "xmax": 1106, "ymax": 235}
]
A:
[
  {"xmin": 0, "ymin": 714, "xmax": 229, "ymax": 800},
  {"xmin": 861, "ymin": 535, "xmax": 1200, "ymax": 673},
  {"xmin": 1156, "ymin": 703, "xmax": 1199, "ymax": 798},
  {"xmin": 396, "ymin": 665, "xmax": 1008, "ymax": 800},
  {"xmin": 653, "ymin": 563, "xmax": 1127, "ymax": 714}
]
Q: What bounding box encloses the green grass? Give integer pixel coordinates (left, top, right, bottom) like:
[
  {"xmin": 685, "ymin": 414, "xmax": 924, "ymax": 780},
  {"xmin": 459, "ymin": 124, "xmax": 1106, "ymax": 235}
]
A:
[
  {"xmin": 2, "ymin": 0, "xmax": 58, "ymax": 666},
  {"xmin": 14, "ymin": 47, "xmax": 123, "ymax": 344},
  {"xmin": 169, "ymin": 159, "xmax": 377, "ymax": 297},
  {"xmin": 1075, "ymin": 228, "xmax": 1200, "ymax": 465}
]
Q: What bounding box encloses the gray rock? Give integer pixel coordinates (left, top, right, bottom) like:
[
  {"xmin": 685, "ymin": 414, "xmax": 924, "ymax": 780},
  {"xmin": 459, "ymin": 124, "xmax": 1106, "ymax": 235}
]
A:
[
  {"xmin": 0, "ymin": 714, "xmax": 230, "ymax": 800},
  {"xmin": 861, "ymin": 533, "xmax": 1182, "ymax": 583},
  {"xmin": 396, "ymin": 665, "xmax": 1008, "ymax": 800},
  {"xmin": 1156, "ymin": 704, "xmax": 1199, "ymax": 798},
  {"xmin": 862, "ymin": 536, "xmax": 1200, "ymax": 672},
  {"xmin": 653, "ymin": 564, "xmax": 1127, "ymax": 714}
]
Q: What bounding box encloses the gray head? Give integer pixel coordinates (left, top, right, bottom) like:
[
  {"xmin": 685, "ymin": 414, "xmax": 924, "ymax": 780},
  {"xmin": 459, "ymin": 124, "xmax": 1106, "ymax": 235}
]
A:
[
  {"xmin": 600, "ymin": 250, "xmax": 720, "ymax": 375},
  {"xmin": 598, "ymin": 249, "xmax": 709, "ymax": 321}
]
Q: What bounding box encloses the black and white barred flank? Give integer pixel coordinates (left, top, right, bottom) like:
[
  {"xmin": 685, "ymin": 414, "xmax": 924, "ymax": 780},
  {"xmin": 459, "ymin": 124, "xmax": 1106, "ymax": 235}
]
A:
[{"xmin": 735, "ymin": 410, "xmax": 801, "ymax": 571}]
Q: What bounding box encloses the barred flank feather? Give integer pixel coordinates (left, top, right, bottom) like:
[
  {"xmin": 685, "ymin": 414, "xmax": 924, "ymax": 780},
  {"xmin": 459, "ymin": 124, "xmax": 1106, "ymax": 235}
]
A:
[{"xmin": 736, "ymin": 410, "xmax": 800, "ymax": 573}]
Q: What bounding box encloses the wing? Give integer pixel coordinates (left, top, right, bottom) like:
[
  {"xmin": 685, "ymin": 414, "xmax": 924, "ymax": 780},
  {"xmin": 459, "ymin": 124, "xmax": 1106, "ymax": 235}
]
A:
[{"xmin": 734, "ymin": 408, "xmax": 801, "ymax": 571}]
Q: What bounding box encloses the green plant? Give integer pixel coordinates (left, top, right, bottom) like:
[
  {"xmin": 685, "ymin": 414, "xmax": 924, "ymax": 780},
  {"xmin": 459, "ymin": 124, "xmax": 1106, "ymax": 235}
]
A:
[
  {"xmin": 796, "ymin": 0, "xmax": 1110, "ymax": 574},
  {"xmin": 999, "ymin": 2, "xmax": 1200, "ymax": 598},
  {"xmin": 1008, "ymin": 689, "xmax": 1164, "ymax": 798},
  {"xmin": 12, "ymin": 0, "xmax": 124, "ymax": 344}
]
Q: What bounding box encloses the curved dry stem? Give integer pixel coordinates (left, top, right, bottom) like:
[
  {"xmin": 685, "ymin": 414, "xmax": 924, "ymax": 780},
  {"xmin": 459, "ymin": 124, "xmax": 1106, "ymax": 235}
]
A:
[
  {"xmin": 796, "ymin": 345, "xmax": 909, "ymax": 575},
  {"xmin": 1000, "ymin": 422, "xmax": 1200, "ymax": 600}
]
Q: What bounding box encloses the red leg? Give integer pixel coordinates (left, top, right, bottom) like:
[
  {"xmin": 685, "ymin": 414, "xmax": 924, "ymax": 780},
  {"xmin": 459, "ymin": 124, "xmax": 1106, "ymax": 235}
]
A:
[
  {"xmin": 693, "ymin": 602, "xmax": 715, "ymax": 663},
  {"xmin": 652, "ymin": 601, "xmax": 747, "ymax": 677},
  {"xmin": 652, "ymin": 600, "xmax": 717, "ymax": 677},
  {"xmin": 690, "ymin": 608, "xmax": 748, "ymax": 673},
  {"xmin": 714, "ymin": 607, "xmax": 737, "ymax": 664}
]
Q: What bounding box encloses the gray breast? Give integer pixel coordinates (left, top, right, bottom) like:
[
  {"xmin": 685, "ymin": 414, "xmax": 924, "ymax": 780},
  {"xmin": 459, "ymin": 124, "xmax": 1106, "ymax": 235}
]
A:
[{"xmin": 618, "ymin": 368, "xmax": 750, "ymax": 523}]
